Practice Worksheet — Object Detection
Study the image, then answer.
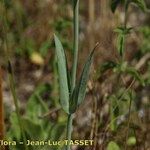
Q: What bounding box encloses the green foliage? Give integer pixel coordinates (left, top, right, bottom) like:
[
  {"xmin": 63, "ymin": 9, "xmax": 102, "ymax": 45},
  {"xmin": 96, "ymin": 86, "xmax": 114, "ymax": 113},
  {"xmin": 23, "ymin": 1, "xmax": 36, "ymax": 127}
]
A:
[
  {"xmin": 53, "ymin": 18, "xmax": 72, "ymax": 33},
  {"xmin": 53, "ymin": 17, "xmax": 73, "ymax": 50},
  {"xmin": 54, "ymin": 34, "xmax": 70, "ymax": 114},
  {"xmin": 117, "ymin": 33, "xmax": 125, "ymax": 57},
  {"xmin": 107, "ymin": 141, "xmax": 120, "ymax": 150},
  {"xmin": 26, "ymin": 84, "xmax": 50, "ymax": 124},
  {"xmin": 54, "ymin": 34, "xmax": 96, "ymax": 114},
  {"xmin": 2, "ymin": 0, "xmax": 149, "ymax": 149},
  {"xmin": 100, "ymin": 61, "xmax": 117, "ymax": 73},
  {"xmin": 70, "ymin": 47, "xmax": 95, "ymax": 113},
  {"xmin": 125, "ymin": 67, "xmax": 145, "ymax": 85},
  {"xmin": 114, "ymin": 27, "xmax": 133, "ymax": 57},
  {"xmin": 7, "ymin": 84, "xmax": 65, "ymax": 150},
  {"xmin": 109, "ymin": 89, "xmax": 135, "ymax": 122},
  {"xmin": 107, "ymin": 0, "xmax": 147, "ymax": 136},
  {"xmin": 139, "ymin": 26, "xmax": 150, "ymax": 54},
  {"xmin": 7, "ymin": 112, "xmax": 21, "ymax": 141},
  {"xmin": 115, "ymin": 62, "xmax": 145, "ymax": 85},
  {"xmin": 109, "ymin": 89, "xmax": 135, "ymax": 131},
  {"xmin": 101, "ymin": 60, "xmax": 145, "ymax": 86}
]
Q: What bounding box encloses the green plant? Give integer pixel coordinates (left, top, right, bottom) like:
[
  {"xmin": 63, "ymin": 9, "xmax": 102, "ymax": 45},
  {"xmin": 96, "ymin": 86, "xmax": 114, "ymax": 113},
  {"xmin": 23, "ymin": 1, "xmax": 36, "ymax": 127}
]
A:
[
  {"xmin": 7, "ymin": 83, "xmax": 66, "ymax": 150},
  {"xmin": 54, "ymin": 0, "xmax": 98, "ymax": 150},
  {"xmin": 2, "ymin": 0, "xmax": 28, "ymax": 149},
  {"xmin": 139, "ymin": 26, "xmax": 150, "ymax": 54},
  {"xmin": 100, "ymin": 0, "xmax": 148, "ymax": 149}
]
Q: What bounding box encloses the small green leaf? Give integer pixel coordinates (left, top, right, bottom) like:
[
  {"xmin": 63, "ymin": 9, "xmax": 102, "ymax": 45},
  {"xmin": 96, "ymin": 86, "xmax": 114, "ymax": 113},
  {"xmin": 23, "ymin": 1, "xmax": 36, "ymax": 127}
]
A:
[
  {"xmin": 26, "ymin": 84, "xmax": 50, "ymax": 124},
  {"xmin": 7, "ymin": 112, "xmax": 21, "ymax": 141},
  {"xmin": 50, "ymin": 124, "xmax": 66, "ymax": 140},
  {"xmin": 115, "ymin": 26, "xmax": 133, "ymax": 57},
  {"xmin": 110, "ymin": 95, "xmax": 119, "ymax": 131},
  {"xmin": 125, "ymin": 67, "xmax": 145, "ymax": 86},
  {"xmin": 54, "ymin": 34, "xmax": 69, "ymax": 114},
  {"xmin": 114, "ymin": 27, "xmax": 133, "ymax": 34},
  {"xmin": 100, "ymin": 61, "xmax": 117, "ymax": 73},
  {"xmin": 119, "ymin": 61, "xmax": 128, "ymax": 72},
  {"xmin": 70, "ymin": 44, "xmax": 98, "ymax": 113},
  {"xmin": 117, "ymin": 34, "xmax": 125, "ymax": 56},
  {"xmin": 115, "ymin": 27, "xmax": 131, "ymax": 57},
  {"xmin": 22, "ymin": 117, "xmax": 45, "ymax": 140},
  {"xmin": 131, "ymin": 0, "xmax": 147, "ymax": 12},
  {"xmin": 107, "ymin": 141, "xmax": 120, "ymax": 150}
]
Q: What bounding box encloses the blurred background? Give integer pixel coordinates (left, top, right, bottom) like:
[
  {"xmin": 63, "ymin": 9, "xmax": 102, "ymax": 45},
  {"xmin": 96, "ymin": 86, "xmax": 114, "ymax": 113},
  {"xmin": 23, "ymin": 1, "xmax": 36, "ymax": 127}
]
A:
[{"xmin": 0, "ymin": 0, "xmax": 150, "ymax": 150}]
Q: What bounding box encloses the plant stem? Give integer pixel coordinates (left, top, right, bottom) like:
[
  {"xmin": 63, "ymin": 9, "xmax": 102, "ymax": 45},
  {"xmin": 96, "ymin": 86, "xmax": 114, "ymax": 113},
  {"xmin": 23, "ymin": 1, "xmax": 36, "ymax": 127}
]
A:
[
  {"xmin": 71, "ymin": 0, "xmax": 79, "ymax": 92},
  {"xmin": 125, "ymin": 96, "xmax": 132, "ymax": 150},
  {"xmin": 122, "ymin": 0, "xmax": 128, "ymax": 61},
  {"xmin": 66, "ymin": 114, "xmax": 73, "ymax": 150},
  {"xmin": 8, "ymin": 63, "xmax": 28, "ymax": 150},
  {"xmin": 66, "ymin": 1, "xmax": 79, "ymax": 150},
  {"xmin": 2, "ymin": 1, "xmax": 28, "ymax": 150}
]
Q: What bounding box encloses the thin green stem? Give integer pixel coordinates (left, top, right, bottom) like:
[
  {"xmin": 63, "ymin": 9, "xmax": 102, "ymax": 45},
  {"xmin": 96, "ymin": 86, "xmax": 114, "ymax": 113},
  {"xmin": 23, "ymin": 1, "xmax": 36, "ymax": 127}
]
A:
[
  {"xmin": 71, "ymin": 0, "xmax": 79, "ymax": 92},
  {"xmin": 125, "ymin": 97, "xmax": 132, "ymax": 150},
  {"xmin": 124, "ymin": 0, "xmax": 129, "ymax": 29},
  {"xmin": 8, "ymin": 68, "xmax": 28, "ymax": 150},
  {"xmin": 66, "ymin": 1, "xmax": 79, "ymax": 150},
  {"xmin": 122, "ymin": 6, "xmax": 132, "ymax": 148},
  {"xmin": 2, "ymin": 1, "xmax": 28, "ymax": 150},
  {"xmin": 121, "ymin": 0, "xmax": 129, "ymax": 61},
  {"xmin": 66, "ymin": 114, "xmax": 73, "ymax": 150}
]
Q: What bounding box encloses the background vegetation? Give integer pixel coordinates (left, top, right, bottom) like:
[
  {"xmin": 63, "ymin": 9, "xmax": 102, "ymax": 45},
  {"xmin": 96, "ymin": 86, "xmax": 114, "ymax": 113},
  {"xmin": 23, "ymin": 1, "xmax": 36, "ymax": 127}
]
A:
[{"xmin": 0, "ymin": 0, "xmax": 150, "ymax": 149}]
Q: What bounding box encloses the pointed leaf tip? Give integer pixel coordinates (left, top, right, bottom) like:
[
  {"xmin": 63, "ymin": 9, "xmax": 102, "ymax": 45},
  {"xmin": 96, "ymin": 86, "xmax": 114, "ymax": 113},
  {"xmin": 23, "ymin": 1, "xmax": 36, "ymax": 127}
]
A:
[{"xmin": 69, "ymin": 44, "xmax": 98, "ymax": 113}]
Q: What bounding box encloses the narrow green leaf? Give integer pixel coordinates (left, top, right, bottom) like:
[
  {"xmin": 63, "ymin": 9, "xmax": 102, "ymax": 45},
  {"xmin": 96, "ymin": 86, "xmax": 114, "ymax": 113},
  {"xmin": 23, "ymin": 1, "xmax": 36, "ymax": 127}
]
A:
[
  {"xmin": 77, "ymin": 48, "xmax": 95, "ymax": 105},
  {"xmin": 125, "ymin": 67, "xmax": 145, "ymax": 86},
  {"xmin": 107, "ymin": 141, "xmax": 120, "ymax": 150},
  {"xmin": 64, "ymin": 50, "xmax": 71, "ymax": 94},
  {"xmin": 117, "ymin": 34, "xmax": 125, "ymax": 56},
  {"xmin": 26, "ymin": 84, "xmax": 50, "ymax": 124},
  {"xmin": 22, "ymin": 117, "xmax": 45, "ymax": 140},
  {"xmin": 114, "ymin": 27, "xmax": 133, "ymax": 34},
  {"xmin": 70, "ymin": 44, "xmax": 98, "ymax": 113},
  {"xmin": 54, "ymin": 34, "xmax": 69, "ymax": 114}
]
